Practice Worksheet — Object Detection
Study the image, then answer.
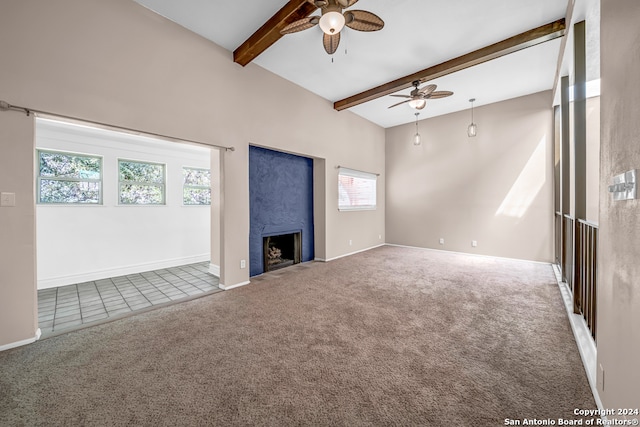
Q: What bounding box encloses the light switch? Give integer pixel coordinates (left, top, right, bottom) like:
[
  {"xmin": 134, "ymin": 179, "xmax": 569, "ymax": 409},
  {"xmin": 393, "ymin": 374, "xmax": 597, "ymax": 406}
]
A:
[
  {"xmin": 0, "ymin": 192, "xmax": 16, "ymax": 207},
  {"xmin": 609, "ymin": 169, "xmax": 638, "ymax": 201}
]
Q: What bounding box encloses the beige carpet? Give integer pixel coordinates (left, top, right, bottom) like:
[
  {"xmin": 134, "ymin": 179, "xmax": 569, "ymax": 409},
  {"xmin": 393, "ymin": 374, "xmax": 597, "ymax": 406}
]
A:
[{"xmin": 0, "ymin": 246, "xmax": 595, "ymax": 426}]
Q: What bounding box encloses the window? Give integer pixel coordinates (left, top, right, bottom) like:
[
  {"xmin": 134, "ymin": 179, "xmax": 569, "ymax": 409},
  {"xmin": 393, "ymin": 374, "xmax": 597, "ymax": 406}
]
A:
[
  {"xmin": 338, "ymin": 167, "xmax": 377, "ymax": 211},
  {"xmin": 37, "ymin": 150, "xmax": 102, "ymax": 204},
  {"xmin": 183, "ymin": 167, "xmax": 211, "ymax": 205},
  {"xmin": 118, "ymin": 159, "xmax": 165, "ymax": 205}
]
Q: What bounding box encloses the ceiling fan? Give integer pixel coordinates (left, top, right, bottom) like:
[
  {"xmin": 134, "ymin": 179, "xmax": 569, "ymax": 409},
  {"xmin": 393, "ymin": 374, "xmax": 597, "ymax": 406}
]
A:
[
  {"xmin": 388, "ymin": 81, "xmax": 454, "ymax": 110},
  {"xmin": 280, "ymin": 0, "xmax": 384, "ymax": 55}
]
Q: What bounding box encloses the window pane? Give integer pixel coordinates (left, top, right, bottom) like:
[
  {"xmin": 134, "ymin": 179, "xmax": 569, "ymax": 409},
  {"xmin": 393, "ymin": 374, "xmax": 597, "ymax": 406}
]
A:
[
  {"xmin": 183, "ymin": 187, "xmax": 211, "ymax": 205},
  {"xmin": 39, "ymin": 151, "xmax": 101, "ymax": 179},
  {"xmin": 338, "ymin": 173, "xmax": 376, "ymax": 210},
  {"xmin": 119, "ymin": 161, "xmax": 164, "ymax": 184},
  {"xmin": 40, "ymin": 179, "xmax": 101, "ymax": 204},
  {"xmin": 183, "ymin": 168, "xmax": 210, "ymax": 187},
  {"xmin": 119, "ymin": 184, "xmax": 164, "ymax": 204},
  {"xmin": 118, "ymin": 160, "xmax": 165, "ymax": 205}
]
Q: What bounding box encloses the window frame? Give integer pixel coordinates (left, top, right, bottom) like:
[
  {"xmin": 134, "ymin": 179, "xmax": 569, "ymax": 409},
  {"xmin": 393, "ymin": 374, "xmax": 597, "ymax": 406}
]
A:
[
  {"xmin": 338, "ymin": 167, "xmax": 377, "ymax": 212},
  {"xmin": 117, "ymin": 158, "xmax": 167, "ymax": 205},
  {"xmin": 36, "ymin": 149, "xmax": 103, "ymax": 205},
  {"xmin": 182, "ymin": 166, "xmax": 211, "ymax": 206}
]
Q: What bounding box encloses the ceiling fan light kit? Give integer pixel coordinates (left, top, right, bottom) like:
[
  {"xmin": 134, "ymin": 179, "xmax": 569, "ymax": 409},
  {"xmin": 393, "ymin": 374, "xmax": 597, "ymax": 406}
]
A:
[
  {"xmin": 319, "ymin": 6, "xmax": 345, "ymax": 34},
  {"xmin": 280, "ymin": 0, "xmax": 384, "ymax": 55},
  {"xmin": 388, "ymin": 80, "xmax": 453, "ymax": 110},
  {"xmin": 467, "ymin": 98, "xmax": 477, "ymax": 138},
  {"xmin": 408, "ymin": 99, "xmax": 427, "ymax": 110}
]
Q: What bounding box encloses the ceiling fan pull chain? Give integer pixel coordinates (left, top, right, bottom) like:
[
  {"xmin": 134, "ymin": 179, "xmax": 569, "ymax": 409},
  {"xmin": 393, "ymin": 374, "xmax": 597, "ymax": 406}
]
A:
[{"xmin": 343, "ymin": 30, "xmax": 347, "ymax": 56}]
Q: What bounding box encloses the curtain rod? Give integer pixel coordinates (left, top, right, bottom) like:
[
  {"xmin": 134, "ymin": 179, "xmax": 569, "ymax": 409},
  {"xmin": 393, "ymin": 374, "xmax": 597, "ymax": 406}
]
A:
[
  {"xmin": 0, "ymin": 100, "xmax": 235, "ymax": 152},
  {"xmin": 336, "ymin": 165, "xmax": 380, "ymax": 176}
]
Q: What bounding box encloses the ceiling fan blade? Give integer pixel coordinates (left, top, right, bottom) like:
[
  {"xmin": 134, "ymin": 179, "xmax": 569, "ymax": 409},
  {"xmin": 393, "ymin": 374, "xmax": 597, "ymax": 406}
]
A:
[
  {"xmin": 418, "ymin": 84, "xmax": 437, "ymax": 96},
  {"xmin": 280, "ymin": 16, "xmax": 320, "ymax": 35},
  {"xmin": 387, "ymin": 99, "xmax": 412, "ymax": 109},
  {"xmin": 389, "ymin": 94, "xmax": 411, "ymax": 98},
  {"xmin": 344, "ymin": 10, "xmax": 384, "ymax": 32},
  {"xmin": 426, "ymin": 90, "xmax": 454, "ymax": 99},
  {"xmin": 337, "ymin": 0, "xmax": 359, "ymax": 7},
  {"xmin": 323, "ymin": 32, "xmax": 340, "ymax": 54}
]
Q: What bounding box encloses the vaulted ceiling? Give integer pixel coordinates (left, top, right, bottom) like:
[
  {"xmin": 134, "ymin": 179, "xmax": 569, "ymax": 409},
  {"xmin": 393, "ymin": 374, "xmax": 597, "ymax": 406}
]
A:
[{"xmin": 134, "ymin": 0, "xmax": 569, "ymax": 128}]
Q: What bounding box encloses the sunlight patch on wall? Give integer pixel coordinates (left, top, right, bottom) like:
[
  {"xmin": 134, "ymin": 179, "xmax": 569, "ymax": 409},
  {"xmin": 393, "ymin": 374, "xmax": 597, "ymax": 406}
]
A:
[{"xmin": 496, "ymin": 136, "xmax": 547, "ymax": 219}]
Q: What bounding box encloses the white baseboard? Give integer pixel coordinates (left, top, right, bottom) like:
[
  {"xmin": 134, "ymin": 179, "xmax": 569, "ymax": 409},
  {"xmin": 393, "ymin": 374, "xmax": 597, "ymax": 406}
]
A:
[
  {"xmin": 552, "ymin": 264, "xmax": 604, "ymax": 412},
  {"xmin": 38, "ymin": 254, "xmax": 211, "ymax": 289},
  {"xmin": 0, "ymin": 328, "xmax": 42, "ymax": 352},
  {"xmin": 208, "ymin": 263, "xmax": 220, "ymax": 277},
  {"xmin": 384, "ymin": 243, "xmax": 552, "ymax": 265},
  {"xmin": 218, "ymin": 280, "xmax": 250, "ymax": 291},
  {"xmin": 323, "ymin": 244, "xmax": 385, "ymax": 262}
]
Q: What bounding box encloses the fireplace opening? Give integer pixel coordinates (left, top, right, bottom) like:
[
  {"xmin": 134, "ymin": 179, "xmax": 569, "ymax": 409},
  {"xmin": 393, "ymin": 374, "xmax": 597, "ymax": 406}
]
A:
[{"xmin": 263, "ymin": 232, "xmax": 301, "ymax": 273}]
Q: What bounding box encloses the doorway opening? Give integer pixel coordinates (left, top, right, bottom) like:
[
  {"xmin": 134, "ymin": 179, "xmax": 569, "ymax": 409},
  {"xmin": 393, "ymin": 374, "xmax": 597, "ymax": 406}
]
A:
[{"xmin": 35, "ymin": 117, "xmax": 221, "ymax": 335}]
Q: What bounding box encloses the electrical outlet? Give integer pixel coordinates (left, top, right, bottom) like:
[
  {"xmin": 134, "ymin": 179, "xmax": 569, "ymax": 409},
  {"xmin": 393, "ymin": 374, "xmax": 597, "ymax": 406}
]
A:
[
  {"xmin": 349, "ymin": 240, "xmax": 353, "ymax": 246},
  {"xmin": 439, "ymin": 238, "xmax": 444, "ymax": 245},
  {"xmin": 0, "ymin": 192, "xmax": 16, "ymax": 207},
  {"xmin": 240, "ymin": 260, "xmax": 246, "ymax": 269},
  {"xmin": 472, "ymin": 240, "xmax": 477, "ymax": 247},
  {"xmin": 378, "ymin": 234, "xmax": 382, "ymax": 240}
]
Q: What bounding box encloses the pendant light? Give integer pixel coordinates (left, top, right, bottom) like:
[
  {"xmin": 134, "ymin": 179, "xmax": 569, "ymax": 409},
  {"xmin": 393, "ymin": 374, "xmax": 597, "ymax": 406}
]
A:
[
  {"xmin": 467, "ymin": 98, "xmax": 477, "ymax": 138},
  {"xmin": 413, "ymin": 112, "xmax": 421, "ymax": 146}
]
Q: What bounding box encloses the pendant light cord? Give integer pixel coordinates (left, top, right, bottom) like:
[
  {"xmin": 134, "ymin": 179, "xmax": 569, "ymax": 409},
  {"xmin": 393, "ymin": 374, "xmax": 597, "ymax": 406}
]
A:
[{"xmin": 469, "ymin": 98, "xmax": 476, "ymax": 124}]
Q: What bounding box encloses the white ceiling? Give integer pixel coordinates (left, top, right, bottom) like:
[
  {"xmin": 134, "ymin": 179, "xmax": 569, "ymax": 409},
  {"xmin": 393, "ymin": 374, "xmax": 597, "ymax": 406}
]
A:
[{"xmin": 134, "ymin": 0, "xmax": 568, "ymax": 128}]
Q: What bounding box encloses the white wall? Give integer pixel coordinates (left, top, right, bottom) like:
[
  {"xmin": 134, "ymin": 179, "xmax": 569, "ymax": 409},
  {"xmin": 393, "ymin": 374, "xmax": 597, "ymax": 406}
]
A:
[
  {"xmin": 36, "ymin": 118, "xmax": 211, "ymax": 289},
  {"xmin": 598, "ymin": 0, "xmax": 640, "ymax": 412},
  {"xmin": 386, "ymin": 92, "xmax": 554, "ymax": 262},
  {"xmin": 0, "ymin": 113, "xmax": 37, "ymax": 350}
]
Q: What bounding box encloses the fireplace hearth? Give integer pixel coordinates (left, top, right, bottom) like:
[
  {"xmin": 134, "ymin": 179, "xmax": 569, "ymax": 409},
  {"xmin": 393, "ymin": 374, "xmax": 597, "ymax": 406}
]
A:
[{"xmin": 263, "ymin": 232, "xmax": 301, "ymax": 273}]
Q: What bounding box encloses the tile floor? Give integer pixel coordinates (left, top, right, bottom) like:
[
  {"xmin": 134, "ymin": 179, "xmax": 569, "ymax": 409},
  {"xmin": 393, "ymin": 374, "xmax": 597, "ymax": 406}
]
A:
[{"xmin": 37, "ymin": 262, "xmax": 221, "ymax": 336}]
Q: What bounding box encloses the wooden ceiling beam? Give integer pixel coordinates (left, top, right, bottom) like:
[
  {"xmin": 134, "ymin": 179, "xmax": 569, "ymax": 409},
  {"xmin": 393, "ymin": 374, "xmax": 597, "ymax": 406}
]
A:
[
  {"xmin": 233, "ymin": 0, "xmax": 318, "ymax": 67},
  {"xmin": 334, "ymin": 18, "xmax": 566, "ymax": 111}
]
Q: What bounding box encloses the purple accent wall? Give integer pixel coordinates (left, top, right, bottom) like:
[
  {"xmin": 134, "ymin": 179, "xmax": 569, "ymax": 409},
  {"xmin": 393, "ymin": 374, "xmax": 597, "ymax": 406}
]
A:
[{"xmin": 249, "ymin": 146, "xmax": 314, "ymax": 276}]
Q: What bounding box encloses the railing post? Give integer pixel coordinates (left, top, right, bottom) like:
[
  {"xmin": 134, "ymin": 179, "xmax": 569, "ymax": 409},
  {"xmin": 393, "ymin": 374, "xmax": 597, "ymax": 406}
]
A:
[
  {"xmin": 573, "ymin": 221, "xmax": 582, "ymax": 314},
  {"xmin": 591, "ymin": 226, "xmax": 597, "ymax": 342}
]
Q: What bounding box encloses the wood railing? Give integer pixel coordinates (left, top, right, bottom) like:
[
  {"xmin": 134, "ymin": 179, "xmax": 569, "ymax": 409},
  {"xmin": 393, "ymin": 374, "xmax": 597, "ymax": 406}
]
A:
[
  {"xmin": 555, "ymin": 212, "xmax": 562, "ymax": 266},
  {"xmin": 574, "ymin": 219, "xmax": 598, "ymax": 341},
  {"xmin": 555, "ymin": 213, "xmax": 598, "ymax": 342},
  {"xmin": 561, "ymin": 215, "xmax": 574, "ymax": 288}
]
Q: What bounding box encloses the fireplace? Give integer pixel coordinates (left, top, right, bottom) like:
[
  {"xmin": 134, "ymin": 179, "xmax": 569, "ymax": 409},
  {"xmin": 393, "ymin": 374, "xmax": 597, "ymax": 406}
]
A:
[
  {"xmin": 249, "ymin": 146, "xmax": 314, "ymax": 277},
  {"xmin": 263, "ymin": 232, "xmax": 302, "ymax": 273}
]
